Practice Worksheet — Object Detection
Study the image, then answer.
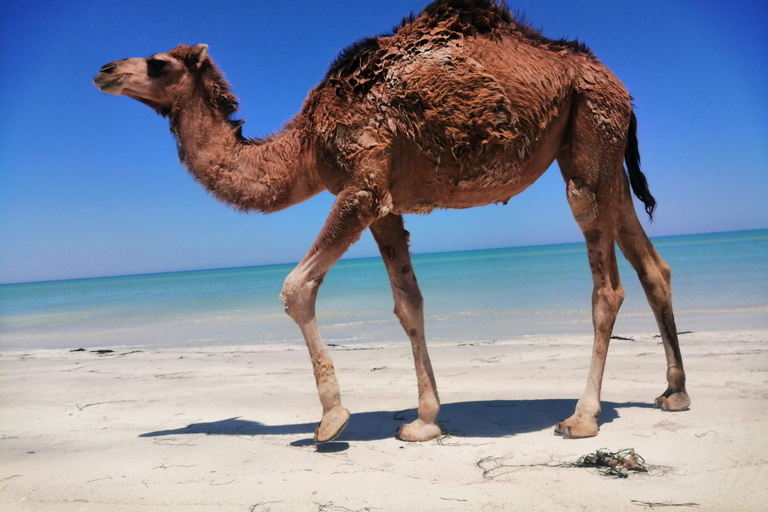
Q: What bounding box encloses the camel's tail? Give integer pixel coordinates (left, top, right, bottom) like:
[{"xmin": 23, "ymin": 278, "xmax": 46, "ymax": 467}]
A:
[{"xmin": 625, "ymin": 110, "xmax": 656, "ymax": 220}]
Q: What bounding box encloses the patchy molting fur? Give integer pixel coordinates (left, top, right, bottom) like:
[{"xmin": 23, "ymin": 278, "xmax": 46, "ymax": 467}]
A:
[{"xmin": 300, "ymin": 0, "xmax": 646, "ymax": 213}]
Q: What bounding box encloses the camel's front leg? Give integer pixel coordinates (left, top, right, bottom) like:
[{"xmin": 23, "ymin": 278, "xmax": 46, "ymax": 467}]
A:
[
  {"xmin": 280, "ymin": 190, "xmax": 379, "ymax": 443},
  {"xmin": 370, "ymin": 214, "xmax": 441, "ymax": 441}
]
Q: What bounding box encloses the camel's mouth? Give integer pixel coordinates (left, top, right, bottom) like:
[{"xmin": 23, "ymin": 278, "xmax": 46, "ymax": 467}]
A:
[
  {"xmin": 93, "ymin": 72, "xmax": 170, "ymax": 115},
  {"xmin": 93, "ymin": 74, "xmax": 124, "ymax": 95}
]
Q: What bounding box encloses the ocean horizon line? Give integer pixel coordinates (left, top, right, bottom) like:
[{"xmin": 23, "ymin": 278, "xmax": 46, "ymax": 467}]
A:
[
  {"xmin": 2, "ymin": 228, "xmax": 764, "ymax": 350},
  {"xmin": 2, "ymin": 227, "xmax": 765, "ymax": 287}
]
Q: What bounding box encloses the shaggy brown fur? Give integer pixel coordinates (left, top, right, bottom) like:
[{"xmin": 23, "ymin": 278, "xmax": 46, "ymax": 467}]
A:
[{"xmin": 94, "ymin": 0, "xmax": 689, "ymax": 443}]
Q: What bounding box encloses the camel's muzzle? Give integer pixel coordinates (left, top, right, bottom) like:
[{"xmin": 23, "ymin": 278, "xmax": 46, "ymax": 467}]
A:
[
  {"xmin": 93, "ymin": 59, "xmax": 128, "ymax": 94},
  {"xmin": 93, "ymin": 72, "xmax": 122, "ymax": 94}
]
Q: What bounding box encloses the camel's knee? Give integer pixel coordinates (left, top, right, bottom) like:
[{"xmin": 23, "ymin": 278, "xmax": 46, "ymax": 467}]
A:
[
  {"xmin": 592, "ymin": 285, "xmax": 623, "ymax": 330},
  {"xmin": 615, "ymin": 283, "xmax": 626, "ymax": 308},
  {"xmin": 594, "ymin": 286, "xmax": 623, "ymax": 311},
  {"xmin": 659, "ymin": 260, "xmax": 672, "ymax": 284},
  {"xmin": 280, "ymin": 269, "xmax": 322, "ymax": 323},
  {"xmin": 656, "ymin": 261, "xmax": 672, "ymax": 300}
]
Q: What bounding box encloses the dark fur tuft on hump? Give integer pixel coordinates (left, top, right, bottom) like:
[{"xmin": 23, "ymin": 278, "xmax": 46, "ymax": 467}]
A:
[
  {"xmin": 422, "ymin": 0, "xmax": 514, "ymax": 24},
  {"xmin": 325, "ymin": 1, "xmax": 591, "ymax": 82},
  {"xmin": 326, "ymin": 37, "xmax": 382, "ymax": 79}
]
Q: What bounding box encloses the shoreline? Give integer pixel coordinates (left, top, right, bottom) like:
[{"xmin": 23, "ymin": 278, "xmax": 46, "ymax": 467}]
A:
[
  {"xmin": 2, "ymin": 305, "xmax": 765, "ymax": 352},
  {"xmin": 2, "ymin": 329, "xmax": 766, "ymax": 511}
]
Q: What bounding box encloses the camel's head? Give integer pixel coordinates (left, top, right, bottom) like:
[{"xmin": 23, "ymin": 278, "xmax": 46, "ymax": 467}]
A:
[{"xmin": 94, "ymin": 44, "xmax": 210, "ymax": 115}]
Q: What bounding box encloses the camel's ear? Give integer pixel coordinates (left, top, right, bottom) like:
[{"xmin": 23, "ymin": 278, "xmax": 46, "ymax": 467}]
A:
[{"xmin": 189, "ymin": 44, "xmax": 209, "ymax": 69}]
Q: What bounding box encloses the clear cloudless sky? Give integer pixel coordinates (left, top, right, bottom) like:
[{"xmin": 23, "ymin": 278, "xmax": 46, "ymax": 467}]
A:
[{"xmin": 1, "ymin": 0, "xmax": 766, "ymax": 283}]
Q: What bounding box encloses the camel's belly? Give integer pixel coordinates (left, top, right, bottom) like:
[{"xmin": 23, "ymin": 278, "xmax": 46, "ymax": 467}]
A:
[
  {"xmin": 388, "ymin": 107, "xmax": 570, "ymax": 214},
  {"xmin": 390, "ymin": 161, "xmax": 544, "ymax": 214}
]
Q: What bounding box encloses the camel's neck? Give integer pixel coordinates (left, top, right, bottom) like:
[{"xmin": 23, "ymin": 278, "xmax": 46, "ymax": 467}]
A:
[{"xmin": 169, "ymin": 97, "xmax": 320, "ymax": 213}]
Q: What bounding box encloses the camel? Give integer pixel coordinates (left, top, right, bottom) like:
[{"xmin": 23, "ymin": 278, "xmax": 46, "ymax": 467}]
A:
[{"xmin": 93, "ymin": 0, "xmax": 690, "ymax": 443}]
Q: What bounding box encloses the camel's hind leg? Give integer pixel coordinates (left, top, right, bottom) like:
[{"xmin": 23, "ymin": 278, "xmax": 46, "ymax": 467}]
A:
[
  {"xmin": 370, "ymin": 214, "xmax": 441, "ymax": 441},
  {"xmin": 553, "ymin": 122, "xmax": 627, "ymax": 439},
  {"xmin": 615, "ymin": 179, "xmax": 690, "ymax": 411}
]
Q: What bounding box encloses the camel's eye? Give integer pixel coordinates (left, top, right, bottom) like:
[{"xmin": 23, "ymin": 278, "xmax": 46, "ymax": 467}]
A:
[{"xmin": 147, "ymin": 58, "xmax": 167, "ymax": 78}]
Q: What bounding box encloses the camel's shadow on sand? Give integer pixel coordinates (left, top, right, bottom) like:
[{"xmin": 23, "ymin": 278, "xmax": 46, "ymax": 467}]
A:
[{"xmin": 140, "ymin": 399, "xmax": 652, "ymax": 448}]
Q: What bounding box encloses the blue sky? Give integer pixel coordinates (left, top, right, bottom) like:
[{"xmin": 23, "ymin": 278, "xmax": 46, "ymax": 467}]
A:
[{"xmin": 1, "ymin": 0, "xmax": 766, "ymax": 283}]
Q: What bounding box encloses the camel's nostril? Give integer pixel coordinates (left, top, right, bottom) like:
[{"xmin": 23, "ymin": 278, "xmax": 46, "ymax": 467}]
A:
[{"xmin": 100, "ymin": 62, "xmax": 117, "ymax": 74}]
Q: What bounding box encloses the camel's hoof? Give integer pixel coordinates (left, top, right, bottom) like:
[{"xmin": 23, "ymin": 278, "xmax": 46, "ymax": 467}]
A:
[
  {"xmin": 554, "ymin": 418, "xmax": 598, "ymax": 439},
  {"xmin": 314, "ymin": 407, "xmax": 350, "ymax": 444},
  {"xmin": 396, "ymin": 419, "xmax": 442, "ymax": 442},
  {"xmin": 654, "ymin": 391, "xmax": 691, "ymax": 411}
]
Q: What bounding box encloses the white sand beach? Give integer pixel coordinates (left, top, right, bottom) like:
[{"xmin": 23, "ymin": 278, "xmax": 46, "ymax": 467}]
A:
[{"xmin": 1, "ymin": 329, "xmax": 767, "ymax": 511}]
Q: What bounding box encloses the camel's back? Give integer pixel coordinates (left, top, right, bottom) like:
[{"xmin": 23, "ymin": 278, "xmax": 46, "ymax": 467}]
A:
[{"xmin": 303, "ymin": 1, "xmax": 624, "ymax": 210}]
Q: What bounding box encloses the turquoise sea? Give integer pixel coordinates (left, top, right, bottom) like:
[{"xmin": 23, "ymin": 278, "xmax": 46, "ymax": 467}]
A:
[{"xmin": 1, "ymin": 230, "xmax": 766, "ymax": 350}]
